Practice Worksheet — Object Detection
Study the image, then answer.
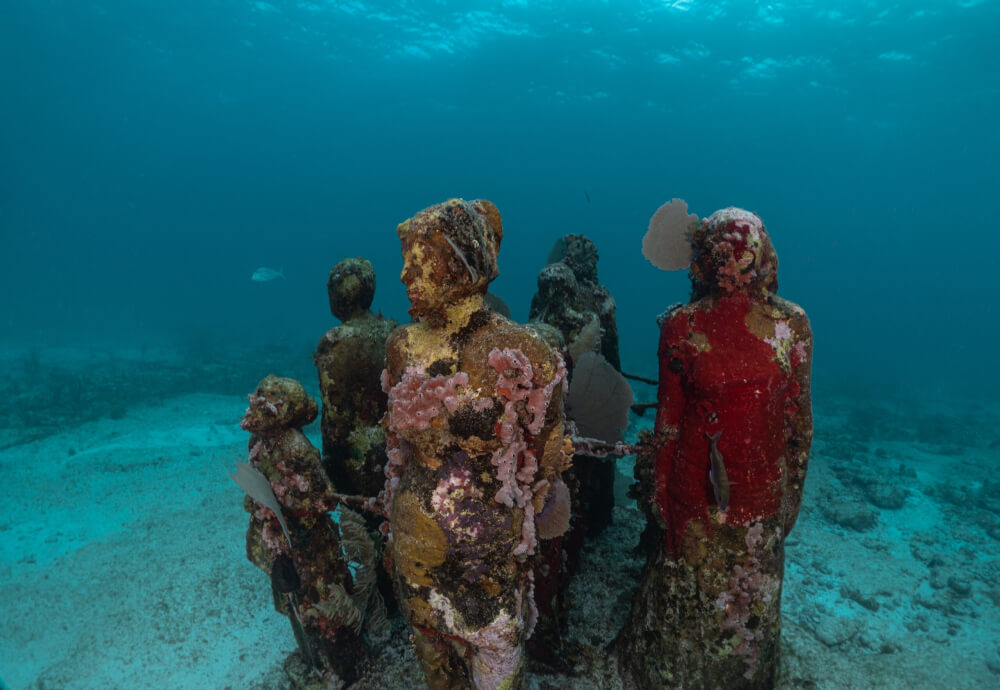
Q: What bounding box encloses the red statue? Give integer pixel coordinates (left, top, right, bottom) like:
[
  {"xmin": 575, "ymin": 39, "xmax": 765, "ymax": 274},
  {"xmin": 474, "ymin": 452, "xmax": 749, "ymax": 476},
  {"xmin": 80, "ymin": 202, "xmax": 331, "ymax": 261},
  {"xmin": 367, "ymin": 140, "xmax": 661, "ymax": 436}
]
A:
[{"xmin": 618, "ymin": 204, "xmax": 813, "ymax": 688}]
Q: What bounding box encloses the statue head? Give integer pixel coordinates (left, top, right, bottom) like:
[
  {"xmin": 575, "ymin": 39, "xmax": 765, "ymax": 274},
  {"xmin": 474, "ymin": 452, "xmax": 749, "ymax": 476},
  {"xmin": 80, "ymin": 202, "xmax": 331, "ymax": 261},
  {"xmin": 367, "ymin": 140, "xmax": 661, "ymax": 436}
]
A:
[
  {"xmin": 689, "ymin": 207, "xmax": 778, "ymax": 297},
  {"xmin": 396, "ymin": 199, "xmax": 503, "ymax": 321},
  {"xmin": 536, "ymin": 262, "xmax": 579, "ymax": 310},
  {"xmin": 241, "ymin": 375, "xmax": 318, "ymax": 434},
  {"xmin": 327, "ymin": 257, "xmax": 376, "ymax": 322},
  {"xmin": 558, "ymin": 234, "xmax": 600, "ymax": 284}
]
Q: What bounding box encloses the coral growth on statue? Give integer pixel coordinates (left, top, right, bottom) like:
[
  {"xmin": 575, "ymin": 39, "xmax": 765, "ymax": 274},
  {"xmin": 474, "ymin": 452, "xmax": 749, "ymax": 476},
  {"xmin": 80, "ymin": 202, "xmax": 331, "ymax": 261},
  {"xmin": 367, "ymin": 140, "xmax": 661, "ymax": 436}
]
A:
[
  {"xmin": 382, "ymin": 199, "xmax": 572, "ymax": 690},
  {"xmin": 315, "ymin": 257, "xmax": 397, "ymax": 499},
  {"xmin": 231, "ymin": 195, "xmax": 812, "ymax": 690},
  {"xmin": 235, "ymin": 375, "xmax": 368, "ymax": 686}
]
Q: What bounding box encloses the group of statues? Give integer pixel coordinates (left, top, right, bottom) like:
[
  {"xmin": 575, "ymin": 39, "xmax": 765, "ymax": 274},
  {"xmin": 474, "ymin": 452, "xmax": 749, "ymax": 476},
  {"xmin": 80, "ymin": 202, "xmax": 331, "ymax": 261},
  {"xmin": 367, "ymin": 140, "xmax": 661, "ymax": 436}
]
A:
[{"xmin": 231, "ymin": 198, "xmax": 813, "ymax": 689}]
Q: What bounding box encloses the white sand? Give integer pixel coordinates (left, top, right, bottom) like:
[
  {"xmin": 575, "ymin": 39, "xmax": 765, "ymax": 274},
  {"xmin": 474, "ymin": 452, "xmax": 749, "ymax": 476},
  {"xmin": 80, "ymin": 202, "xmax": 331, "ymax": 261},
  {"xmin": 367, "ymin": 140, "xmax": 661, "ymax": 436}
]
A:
[
  {"xmin": 1, "ymin": 385, "xmax": 998, "ymax": 689},
  {"xmin": 0, "ymin": 394, "xmax": 289, "ymax": 689}
]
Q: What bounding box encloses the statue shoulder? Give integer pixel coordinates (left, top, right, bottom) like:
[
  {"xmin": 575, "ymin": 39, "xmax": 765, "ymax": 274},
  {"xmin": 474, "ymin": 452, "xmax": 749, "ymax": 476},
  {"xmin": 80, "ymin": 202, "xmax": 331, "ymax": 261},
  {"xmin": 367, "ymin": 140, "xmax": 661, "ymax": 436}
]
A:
[
  {"xmin": 385, "ymin": 322, "xmax": 416, "ymax": 356},
  {"xmin": 769, "ymin": 295, "xmax": 811, "ymax": 333},
  {"xmin": 656, "ymin": 302, "xmax": 694, "ymax": 329}
]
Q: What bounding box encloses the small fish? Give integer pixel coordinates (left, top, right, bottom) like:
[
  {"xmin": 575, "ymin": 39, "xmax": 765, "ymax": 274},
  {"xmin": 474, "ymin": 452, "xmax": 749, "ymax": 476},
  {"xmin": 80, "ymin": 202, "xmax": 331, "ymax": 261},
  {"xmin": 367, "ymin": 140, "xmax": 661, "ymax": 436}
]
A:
[
  {"xmin": 584, "ymin": 190, "xmax": 591, "ymax": 203},
  {"xmin": 707, "ymin": 431, "xmax": 730, "ymax": 511},
  {"xmin": 252, "ymin": 266, "xmax": 285, "ymax": 282}
]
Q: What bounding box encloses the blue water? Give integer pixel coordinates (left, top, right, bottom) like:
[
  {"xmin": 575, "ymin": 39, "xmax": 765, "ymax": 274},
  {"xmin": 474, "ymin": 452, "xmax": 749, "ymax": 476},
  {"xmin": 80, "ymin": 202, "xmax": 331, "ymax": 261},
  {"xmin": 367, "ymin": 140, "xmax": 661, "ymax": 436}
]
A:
[
  {"xmin": 1, "ymin": 1, "xmax": 999, "ymax": 688},
  {"xmin": 3, "ymin": 0, "xmax": 996, "ymax": 397}
]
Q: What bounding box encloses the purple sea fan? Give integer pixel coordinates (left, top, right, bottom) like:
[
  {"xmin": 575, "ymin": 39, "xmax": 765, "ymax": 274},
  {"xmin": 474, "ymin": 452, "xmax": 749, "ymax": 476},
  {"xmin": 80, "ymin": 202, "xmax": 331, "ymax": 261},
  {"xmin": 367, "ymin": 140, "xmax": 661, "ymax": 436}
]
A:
[
  {"xmin": 566, "ymin": 352, "xmax": 633, "ymax": 442},
  {"xmin": 535, "ymin": 477, "xmax": 571, "ymax": 540}
]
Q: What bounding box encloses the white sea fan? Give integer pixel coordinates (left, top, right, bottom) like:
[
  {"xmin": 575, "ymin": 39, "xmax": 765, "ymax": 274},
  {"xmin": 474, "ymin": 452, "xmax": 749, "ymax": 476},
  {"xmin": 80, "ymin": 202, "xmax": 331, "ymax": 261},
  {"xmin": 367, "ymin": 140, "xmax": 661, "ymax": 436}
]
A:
[
  {"xmin": 230, "ymin": 461, "xmax": 292, "ymax": 545},
  {"xmin": 642, "ymin": 198, "xmax": 699, "ymax": 270}
]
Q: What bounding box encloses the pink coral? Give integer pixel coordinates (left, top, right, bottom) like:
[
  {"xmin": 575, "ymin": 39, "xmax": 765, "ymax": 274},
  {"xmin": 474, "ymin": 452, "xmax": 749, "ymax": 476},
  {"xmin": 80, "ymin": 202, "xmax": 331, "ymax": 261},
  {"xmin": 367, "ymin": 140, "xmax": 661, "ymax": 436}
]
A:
[
  {"xmin": 764, "ymin": 320, "xmax": 792, "ymax": 351},
  {"xmin": 256, "ymin": 512, "xmax": 290, "ymax": 555},
  {"xmin": 386, "ymin": 366, "xmax": 472, "ymax": 433},
  {"xmin": 431, "ymin": 467, "xmax": 483, "ymax": 539},
  {"xmin": 382, "ymin": 365, "xmax": 473, "ymax": 526},
  {"xmin": 378, "ymin": 441, "xmax": 409, "ymax": 526},
  {"xmin": 715, "ymin": 522, "xmax": 778, "ymax": 679},
  {"xmin": 487, "ymin": 348, "xmax": 567, "ymax": 557},
  {"xmin": 428, "ymin": 584, "xmax": 532, "ymax": 689},
  {"xmin": 712, "ymin": 240, "xmax": 756, "ymax": 292},
  {"xmin": 248, "ymin": 439, "xmax": 265, "ymax": 462},
  {"xmin": 791, "ymin": 341, "xmax": 807, "ymax": 366},
  {"xmin": 488, "ymin": 348, "xmax": 534, "ymax": 400}
]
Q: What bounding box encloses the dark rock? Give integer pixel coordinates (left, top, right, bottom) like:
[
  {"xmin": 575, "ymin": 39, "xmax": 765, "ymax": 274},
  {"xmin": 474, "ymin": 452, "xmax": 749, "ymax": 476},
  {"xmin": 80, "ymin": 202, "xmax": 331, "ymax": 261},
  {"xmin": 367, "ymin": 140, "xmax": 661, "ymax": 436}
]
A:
[
  {"xmin": 987, "ymin": 657, "xmax": 1000, "ymax": 676},
  {"xmin": 904, "ymin": 613, "xmax": 931, "ymax": 632},
  {"xmin": 978, "ymin": 480, "xmax": 1000, "ymax": 515},
  {"xmin": 864, "ymin": 482, "xmax": 906, "ymax": 509},
  {"xmin": 822, "ymin": 500, "xmax": 877, "ymax": 531},
  {"xmin": 842, "ymin": 586, "xmax": 880, "ymax": 611},
  {"xmin": 947, "ymin": 576, "xmax": 972, "ymax": 597},
  {"xmin": 933, "ymin": 484, "xmax": 973, "ymax": 507},
  {"xmin": 929, "ymin": 566, "xmax": 949, "ymax": 590},
  {"xmin": 813, "ymin": 617, "xmax": 861, "ymax": 647}
]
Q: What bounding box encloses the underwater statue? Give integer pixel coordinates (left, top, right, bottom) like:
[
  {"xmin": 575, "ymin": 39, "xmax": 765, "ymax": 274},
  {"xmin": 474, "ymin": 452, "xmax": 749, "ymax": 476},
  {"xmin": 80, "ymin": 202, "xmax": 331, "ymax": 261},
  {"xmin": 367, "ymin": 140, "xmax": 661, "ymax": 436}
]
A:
[
  {"xmin": 314, "ymin": 257, "xmax": 397, "ymax": 499},
  {"xmin": 524, "ymin": 234, "xmax": 627, "ymax": 663},
  {"xmin": 381, "ymin": 199, "xmax": 572, "ymax": 690},
  {"xmin": 616, "ymin": 203, "xmax": 813, "ymax": 688},
  {"xmin": 235, "ymin": 375, "xmax": 366, "ymax": 686},
  {"xmin": 530, "ymin": 233, "xmax": 622, "ymax": 543},
  {"xmin": 530, "ymin": 233, "xmax": 621, "ymax": 370}
]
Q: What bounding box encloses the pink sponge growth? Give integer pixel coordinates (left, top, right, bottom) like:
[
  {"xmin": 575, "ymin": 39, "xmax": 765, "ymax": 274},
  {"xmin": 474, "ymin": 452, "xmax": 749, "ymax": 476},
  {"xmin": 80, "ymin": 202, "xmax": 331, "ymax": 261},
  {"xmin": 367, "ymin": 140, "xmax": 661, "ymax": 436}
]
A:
[
  {"xmin": 386, "ymin": 366, "xmax": 472, "ymax": 434},
  {"xmin": 714, "ymin": 522, "xmax": 779, "ymax": 679},
  {"xmin": 487, "ymin": 347, "xmax": 567, "ymax": 557}
]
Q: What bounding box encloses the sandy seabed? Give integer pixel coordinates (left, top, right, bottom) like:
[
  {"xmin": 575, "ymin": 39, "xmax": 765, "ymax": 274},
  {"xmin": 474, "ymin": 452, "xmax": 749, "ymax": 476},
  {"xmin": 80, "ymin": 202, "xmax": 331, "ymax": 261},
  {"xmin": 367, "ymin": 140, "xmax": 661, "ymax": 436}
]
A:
[{"xmin": 1, "ymin": 346, "xmax": 998, "ymax": 689}]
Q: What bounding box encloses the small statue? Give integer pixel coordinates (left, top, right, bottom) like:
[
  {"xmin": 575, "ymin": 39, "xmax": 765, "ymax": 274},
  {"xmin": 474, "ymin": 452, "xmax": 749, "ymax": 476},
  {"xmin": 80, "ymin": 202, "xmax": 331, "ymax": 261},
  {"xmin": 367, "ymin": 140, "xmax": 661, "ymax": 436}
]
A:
[
  {"xmin": 529, "ymin": 234, "xmax": 623, "ymax": 536},
  {"xmin": 236, "ymin": 375, "xmax": 366, "ymax": 686},
  {"xmin": 314, "ymin": 257, "xmax": 397, "ymax": 499},
  {"xmin": 383, "ymin": 199, "xmax": 572, "ymax": 690},
  {"xmin": 530, "ymin": 234, "xmax": 621, "ymax": 370},
  {"xmin": 616, "ymin": 203, "xmax": 813, "ymax": 688},
  {"xmin": 525, "ymin": 234, "xmax": 628, "ymax": 663}
]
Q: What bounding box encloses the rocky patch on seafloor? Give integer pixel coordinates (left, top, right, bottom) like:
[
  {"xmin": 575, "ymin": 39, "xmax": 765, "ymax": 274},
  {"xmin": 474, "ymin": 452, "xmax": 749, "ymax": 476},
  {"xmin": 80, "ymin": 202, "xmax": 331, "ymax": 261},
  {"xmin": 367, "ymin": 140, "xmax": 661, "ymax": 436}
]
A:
[
  {"xmin": 780, "ymin": 393, "xmax": 1000, "ymax": 687},
  {"xmin": 0, "ymin": 342, "xmax": 318, "ymax": 450},
  {"xmin": 810, "ymin": 449, "xmax": 915, "ymax": 532}
]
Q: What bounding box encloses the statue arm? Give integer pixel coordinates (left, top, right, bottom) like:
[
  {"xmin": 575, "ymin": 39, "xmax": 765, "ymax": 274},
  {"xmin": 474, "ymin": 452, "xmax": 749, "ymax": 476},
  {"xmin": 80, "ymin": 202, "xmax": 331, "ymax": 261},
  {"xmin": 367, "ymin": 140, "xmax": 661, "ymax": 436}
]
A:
[
  {"xmin": 643, "ymin": 314, "xmax": 688, "ymax": 525},
  {"xmin": 783, "ymin": 310, "xmax": 813, "ymax": 534},
  {"xmin": 654, "ymin": 314, "xmax": 688, "ymax": 445}
]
